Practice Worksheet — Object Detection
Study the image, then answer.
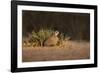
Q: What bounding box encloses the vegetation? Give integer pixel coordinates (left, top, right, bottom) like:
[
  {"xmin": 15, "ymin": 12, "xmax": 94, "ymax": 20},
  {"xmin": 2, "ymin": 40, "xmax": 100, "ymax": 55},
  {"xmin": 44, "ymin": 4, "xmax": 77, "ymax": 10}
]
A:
[
  {"xmin": 22, "ymin": 11, "xmax": 90, "ymax": 41},
  {"xmin": 31, "ymin": 29, "xmax": 54, "ymax": 46},
  {"xmin": 22, "ymin": 41, "xmax": 90, "ymax": 62},
  {"xmin": 23, "ymin": 28, "xmax": 71, "ymax": 47},
  {"xmin": 22, "ymin": 10, "xmax": 90, "ymax": 62}
]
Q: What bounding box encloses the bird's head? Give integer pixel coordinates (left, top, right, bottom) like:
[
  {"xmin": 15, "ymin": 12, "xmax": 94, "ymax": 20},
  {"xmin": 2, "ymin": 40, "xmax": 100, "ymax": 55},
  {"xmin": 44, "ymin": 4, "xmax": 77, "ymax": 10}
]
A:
[{"xmin": 54, "ymin": 31, "xmax": 59, "ymax": 36}]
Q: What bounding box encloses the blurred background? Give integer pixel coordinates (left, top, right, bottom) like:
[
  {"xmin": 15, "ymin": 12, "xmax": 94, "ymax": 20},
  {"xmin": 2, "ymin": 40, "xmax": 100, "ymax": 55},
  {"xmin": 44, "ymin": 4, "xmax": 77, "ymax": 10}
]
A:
[{"xmin": 22, "ymin": 10, "xmax": 90, "ymax": 41}]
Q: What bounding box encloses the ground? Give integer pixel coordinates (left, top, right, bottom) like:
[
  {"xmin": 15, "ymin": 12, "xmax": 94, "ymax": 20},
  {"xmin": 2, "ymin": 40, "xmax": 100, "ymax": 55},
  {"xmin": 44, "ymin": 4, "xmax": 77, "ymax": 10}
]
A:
[{"xmin": 22, "ymin": 41, "xmax": 90, "ymax": 62}]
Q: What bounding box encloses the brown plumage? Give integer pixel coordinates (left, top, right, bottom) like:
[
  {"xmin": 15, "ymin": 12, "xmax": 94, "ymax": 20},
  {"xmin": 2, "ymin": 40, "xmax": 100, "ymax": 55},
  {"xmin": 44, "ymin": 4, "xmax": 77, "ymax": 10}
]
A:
[{"xmin": 44, "ymin": 31, "xmax": 59, "ymax": 46}]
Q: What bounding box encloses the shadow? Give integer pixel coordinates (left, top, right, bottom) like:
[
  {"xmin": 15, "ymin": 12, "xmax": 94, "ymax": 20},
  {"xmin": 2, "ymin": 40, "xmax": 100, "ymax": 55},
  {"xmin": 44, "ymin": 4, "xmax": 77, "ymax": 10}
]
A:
[
  {"xmin": 7, "ymin": 69, "xmax": 10, "ymax": 72},
  {"xmin": 12, "ymin": 72, "xmax": 22, "ymax": 73}
]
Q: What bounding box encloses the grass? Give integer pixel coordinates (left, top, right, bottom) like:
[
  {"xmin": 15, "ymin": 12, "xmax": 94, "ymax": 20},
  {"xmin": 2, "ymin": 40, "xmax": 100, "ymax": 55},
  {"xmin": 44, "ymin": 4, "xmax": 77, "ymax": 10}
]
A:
[
  {"xmin": 22, "ymin": 28, "xmax": 90, "ymax": 62},
  {"xmin": 31, "ymin": 29, "xmax": 54, "ymax": 46},
  {"xmin": 22, "ymin": 28, "xmax": 70, "ymax": 47},
  {"xmin": 22, "ymin": 41, "xmax": 90, "ymax": 62}
]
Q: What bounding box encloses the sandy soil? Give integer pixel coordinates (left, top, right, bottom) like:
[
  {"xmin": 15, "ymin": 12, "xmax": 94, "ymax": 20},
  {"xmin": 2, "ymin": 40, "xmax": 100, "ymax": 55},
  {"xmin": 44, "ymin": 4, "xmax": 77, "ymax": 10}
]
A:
[{"xmin": 22, "ymin": 41, "xmax": 90, "ymax": 62}]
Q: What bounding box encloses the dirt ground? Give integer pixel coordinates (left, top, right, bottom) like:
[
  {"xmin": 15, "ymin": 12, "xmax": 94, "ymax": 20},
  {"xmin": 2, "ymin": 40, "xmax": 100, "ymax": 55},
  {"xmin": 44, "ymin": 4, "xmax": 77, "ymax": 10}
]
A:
[{"xmin": 22, "ymin": 41, "xmax": 90, "ymax": 62}]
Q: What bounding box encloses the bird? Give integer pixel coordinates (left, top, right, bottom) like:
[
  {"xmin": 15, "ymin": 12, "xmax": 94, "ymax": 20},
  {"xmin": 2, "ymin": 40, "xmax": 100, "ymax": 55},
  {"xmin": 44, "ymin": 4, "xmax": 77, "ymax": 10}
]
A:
[{"xmin": 44, "ymin": 31, "xmax": 59, "ymax": 46}]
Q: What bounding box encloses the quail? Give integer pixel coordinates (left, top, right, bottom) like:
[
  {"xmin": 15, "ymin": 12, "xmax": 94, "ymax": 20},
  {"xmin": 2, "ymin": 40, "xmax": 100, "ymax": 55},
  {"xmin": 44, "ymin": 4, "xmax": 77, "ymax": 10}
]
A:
[{"xmin": 44, "ymin": 31, "xmax": 59, "ymax": 46}]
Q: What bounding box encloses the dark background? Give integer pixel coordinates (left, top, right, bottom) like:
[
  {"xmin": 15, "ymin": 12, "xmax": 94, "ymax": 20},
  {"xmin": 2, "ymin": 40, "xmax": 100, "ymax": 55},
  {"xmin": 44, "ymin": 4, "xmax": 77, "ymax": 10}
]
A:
[{"xmin": 22, "ymin": 10, "xmax": 90, "ymax": 41}]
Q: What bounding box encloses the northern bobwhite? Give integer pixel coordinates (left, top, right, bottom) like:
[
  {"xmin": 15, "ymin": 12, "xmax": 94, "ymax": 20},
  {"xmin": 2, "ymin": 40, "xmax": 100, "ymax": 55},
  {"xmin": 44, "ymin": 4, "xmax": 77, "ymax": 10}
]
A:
[{"xmin": 44, "ymin": 31, "xmax": 59, "ymax": 46}]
